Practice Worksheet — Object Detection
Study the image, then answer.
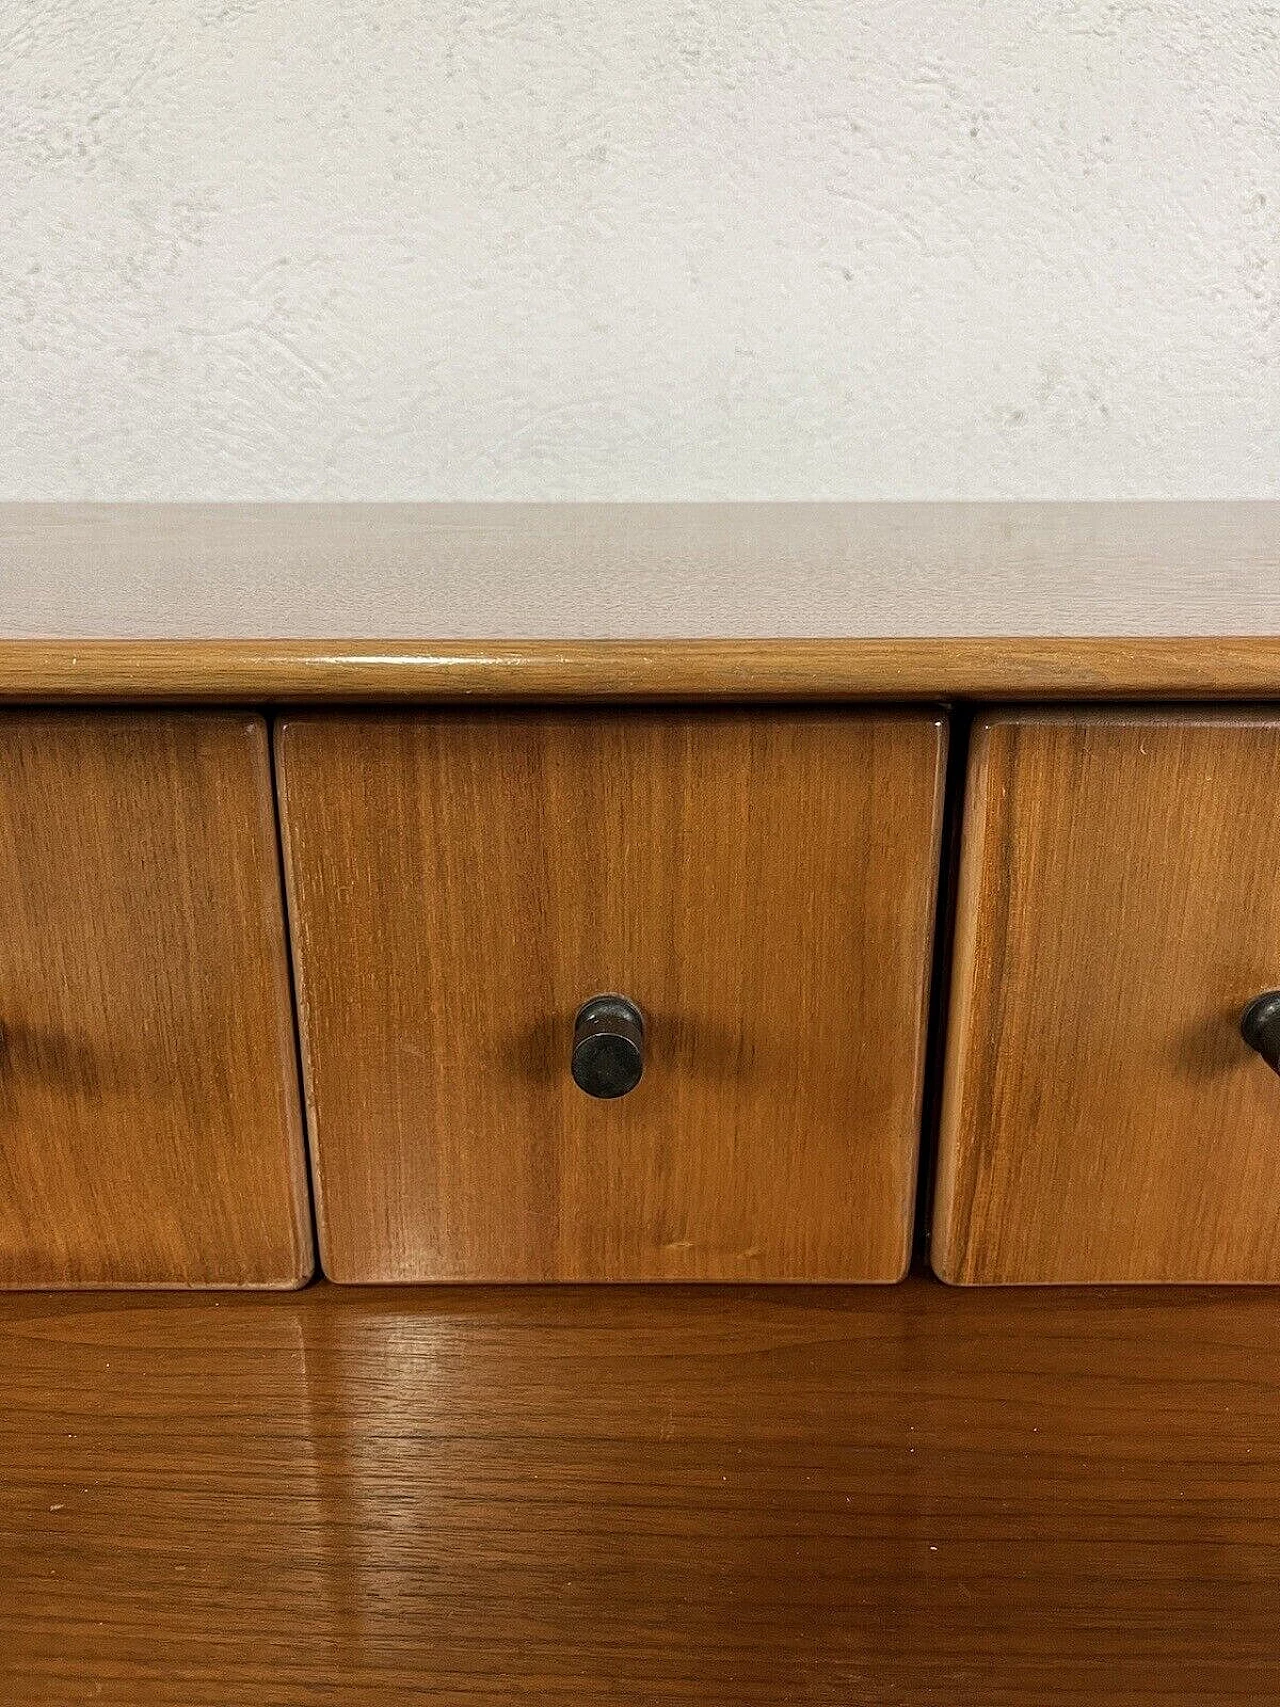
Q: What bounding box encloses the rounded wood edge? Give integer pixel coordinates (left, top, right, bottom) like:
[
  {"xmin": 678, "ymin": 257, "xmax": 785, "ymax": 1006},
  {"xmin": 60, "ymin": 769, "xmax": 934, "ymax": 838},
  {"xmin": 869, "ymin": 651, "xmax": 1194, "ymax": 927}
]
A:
[{"xmin": 0, "ymin": 637, "xmax": 1278, "ymax": 701}]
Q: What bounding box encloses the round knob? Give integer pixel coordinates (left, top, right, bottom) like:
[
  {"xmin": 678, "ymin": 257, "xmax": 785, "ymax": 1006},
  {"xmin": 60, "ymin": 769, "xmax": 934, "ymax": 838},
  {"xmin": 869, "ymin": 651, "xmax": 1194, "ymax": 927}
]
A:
[
  {"xmin": 571, "ymin": 996, "xmax": 645, "ymax": 1099},
  {"xmin": 1242, "ymin": 991, "xmax": 1280, "ymax": 1076}
]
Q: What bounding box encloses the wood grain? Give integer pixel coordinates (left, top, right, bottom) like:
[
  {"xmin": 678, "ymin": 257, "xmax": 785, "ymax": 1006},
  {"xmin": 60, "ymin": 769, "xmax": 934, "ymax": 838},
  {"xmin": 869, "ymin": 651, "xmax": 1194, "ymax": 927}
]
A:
[
  {"xmin": 3, "ymin": 501, "xmax": 1280, "ymax": 640},
  {"xmin": 277, "ymin": 709, "xmax": 946, "ymax": 1281},
  {"xmin": 935, "ymin": 710, "xmax": 1280, "ymax": 1284},
  {"xmin": 5, "ymin": 1279, "xmax": 1280, "ymax": 1705},
  {"xmin": 0, "ymin": 713, "xmax": 311, "ymax": 1287},
  {"xmin": 2, "ymin": 636, "xmax": 1280, "ymax": 700}
]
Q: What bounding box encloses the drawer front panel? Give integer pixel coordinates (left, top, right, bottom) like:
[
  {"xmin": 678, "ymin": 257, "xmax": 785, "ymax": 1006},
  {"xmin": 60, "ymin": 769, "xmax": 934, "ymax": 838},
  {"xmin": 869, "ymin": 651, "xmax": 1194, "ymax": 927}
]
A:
[
  {"xmin": 0, "ymin": 714, "xmax": 311, "ymax": 1287},
  {"xmin": 936, "ymin": 710, "xmax": 1280, "ymax": 1284},
  {"xmin": 277, "ymin": 709, "xmax": 947, "ymax": 1282}
]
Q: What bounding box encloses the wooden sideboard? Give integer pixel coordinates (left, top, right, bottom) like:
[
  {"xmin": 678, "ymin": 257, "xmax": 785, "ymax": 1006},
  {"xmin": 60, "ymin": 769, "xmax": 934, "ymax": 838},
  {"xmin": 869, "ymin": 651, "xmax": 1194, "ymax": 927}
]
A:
[
  {"xmin": 8, "ymin": 505, "xmax": 1280, "ymax": 1704},
  {"xmin": 3, "ymin": 503, "xmax": 1280, "ymax": 1288}
]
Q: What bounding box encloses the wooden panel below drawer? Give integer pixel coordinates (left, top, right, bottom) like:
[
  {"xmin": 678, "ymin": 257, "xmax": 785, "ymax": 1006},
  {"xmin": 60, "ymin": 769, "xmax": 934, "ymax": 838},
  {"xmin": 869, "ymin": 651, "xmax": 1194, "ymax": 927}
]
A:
[
  {"xmin": 0, "ymin": 713, "xmax": 311, "ymax": 1287},
  {"xmin": 277, "ymin": 709, "xmax": 947, "ymax": 1281},
  {"xmin": 936, "ymin": 710, "xmax": 1280, "ymax": 1284},
  {"xmin": 6, "ymin": 1281, "xmax": 1280, "ymax": 1706}
]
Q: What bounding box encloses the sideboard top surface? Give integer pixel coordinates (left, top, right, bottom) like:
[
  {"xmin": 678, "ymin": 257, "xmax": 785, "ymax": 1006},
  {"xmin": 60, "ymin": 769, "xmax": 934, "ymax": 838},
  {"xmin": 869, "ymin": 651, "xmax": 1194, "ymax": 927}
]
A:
[
  {"xmin": 4, "ymin": 501, "xmax": 1280, "ymax": 640},
  {"xmin": 2, "ymin": 503, "xmax": 1280, "ymax": 698}
]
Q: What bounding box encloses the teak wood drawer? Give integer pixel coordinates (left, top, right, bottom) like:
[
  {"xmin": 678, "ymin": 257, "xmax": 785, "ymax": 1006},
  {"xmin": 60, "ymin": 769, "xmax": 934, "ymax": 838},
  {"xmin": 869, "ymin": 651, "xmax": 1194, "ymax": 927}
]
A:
[
  {"xmin": 0, "ymin": 713, "xmax": 312, "ymax": 1288},
  {"xmin": 935, "ymin": 710, "xmax": 1280, "ymax": 1285},
  {"xmin": 276, "ymin": 708, "xmax": 947, "ymax": 1282}
]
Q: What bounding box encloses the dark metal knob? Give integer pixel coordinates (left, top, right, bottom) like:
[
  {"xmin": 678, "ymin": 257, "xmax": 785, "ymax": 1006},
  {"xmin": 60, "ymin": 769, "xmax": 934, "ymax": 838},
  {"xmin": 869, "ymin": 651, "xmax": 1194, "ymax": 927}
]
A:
[
  {"xmin": 1241, "ymin": 991, "xmax": 1280, "ymax": 1075},
  {"xmin": 571, "ymin": 996, "xmax": 645, "ymax": 1099}
]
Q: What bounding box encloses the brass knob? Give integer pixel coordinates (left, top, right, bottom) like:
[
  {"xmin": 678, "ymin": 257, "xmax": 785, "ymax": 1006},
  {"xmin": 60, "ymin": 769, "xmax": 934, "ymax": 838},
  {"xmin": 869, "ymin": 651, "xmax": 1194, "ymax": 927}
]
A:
[
  {"xmin": 1242, "ymin": 991, "xmax": 1280, "ymax": 1076},
  {"xmin": 571, "ymin": 996, "xmax": 645, "ymax": 1099}
]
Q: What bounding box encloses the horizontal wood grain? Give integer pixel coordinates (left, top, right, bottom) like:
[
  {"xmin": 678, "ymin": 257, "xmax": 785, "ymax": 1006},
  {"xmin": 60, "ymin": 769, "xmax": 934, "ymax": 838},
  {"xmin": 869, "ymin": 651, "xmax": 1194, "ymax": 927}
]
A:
[
  {"xmin": 0, "ymin": 713, "xmax": 312, "ymax": 1287},
  {"xmin": 3, "ymin": 501, "xmax": 1280, "ymax": 640},
  {"xmin": 277, "ymin": 709, "xmax": 946, "ymax": 1281},
  {"xmin": 936, "ymin": 710, "xmax": 1280, "ymax": 1284},
  {"xmin": 5, "ymin": 1279, "xmax": 1280, "ymax": 1704},
  {"xmin": 1, "ymin": 636, "xmax": 1280, "ymax": 700}
]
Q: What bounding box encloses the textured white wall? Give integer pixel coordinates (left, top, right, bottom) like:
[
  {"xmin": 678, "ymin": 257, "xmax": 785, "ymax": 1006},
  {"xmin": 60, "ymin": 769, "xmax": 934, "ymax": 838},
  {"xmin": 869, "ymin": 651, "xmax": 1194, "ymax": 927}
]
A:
[{"xmin": 3, "ymin": 1, "xmax": 1278, "ymax": 501}]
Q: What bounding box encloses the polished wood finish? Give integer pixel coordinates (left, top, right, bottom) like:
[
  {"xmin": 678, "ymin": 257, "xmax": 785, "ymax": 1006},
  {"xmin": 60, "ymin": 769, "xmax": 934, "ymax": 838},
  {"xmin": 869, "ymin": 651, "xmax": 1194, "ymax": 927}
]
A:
[
  {"xmin": 4, "ymin": 501, "xmax": 1280, "ymax": 639},
  {"xmin": 5, "ymin": 1279, "xmax": 1280, "ymax": 1705},
  {"xmin": 4, "ymin": 636, "xmax": 1280, "ymax": 701},
  {"xmin": 936, "ymin": 710, "xmax": 1280, "ymax": 1284},
  {"xmin": 277, "ymin": 709, "xmax": 945, "ymax": 1281},
  {"xmin": 0, "ymin": 714, "xmax": 311, "ymax": 1287}
]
